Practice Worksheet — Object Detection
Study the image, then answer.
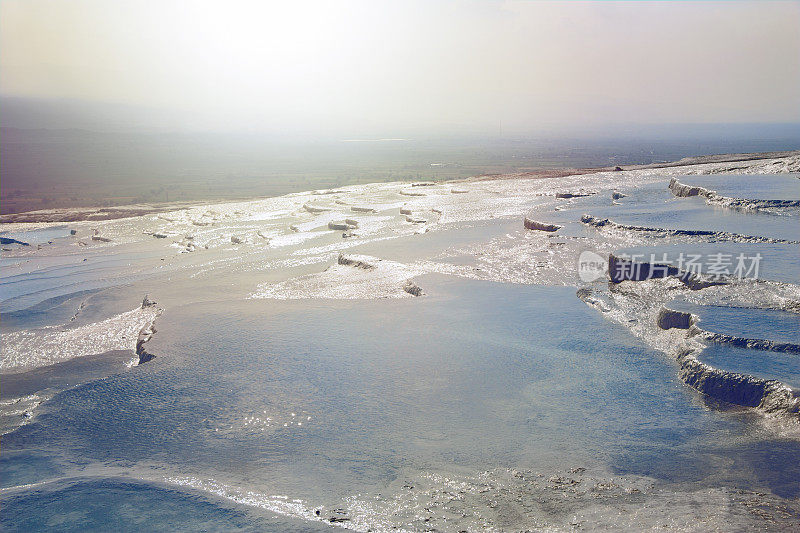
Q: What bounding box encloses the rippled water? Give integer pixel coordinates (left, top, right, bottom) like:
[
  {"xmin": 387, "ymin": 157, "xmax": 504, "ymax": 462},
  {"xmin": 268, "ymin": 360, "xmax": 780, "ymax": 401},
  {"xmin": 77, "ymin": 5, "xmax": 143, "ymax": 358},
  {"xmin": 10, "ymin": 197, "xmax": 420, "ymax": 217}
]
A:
[
  {"xmin": 0, "ymin": 282, "xmax": 734, "ymax": 480},
  {"xmin": 2, "ymin": 478, "xmax": 299, "ymax": 533},
  {"xmin": 4, "ymin": 279, "xmax": 800, "ymax": 530},
  {"xmin": 2, "ymin": 158, "xmax": 799, "ymax": 531},
  {"xmin": 0, "ymin": 250, "xmax": 162, "ymax": 313}
]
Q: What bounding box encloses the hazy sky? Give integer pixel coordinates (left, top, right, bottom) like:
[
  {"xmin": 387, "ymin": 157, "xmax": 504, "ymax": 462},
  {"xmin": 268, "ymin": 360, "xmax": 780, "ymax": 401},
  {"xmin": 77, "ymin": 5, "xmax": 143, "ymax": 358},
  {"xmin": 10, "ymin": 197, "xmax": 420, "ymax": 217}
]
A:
[{"xmin": 1, "ymin": 0, "xmax": 799, "ymax": 134}]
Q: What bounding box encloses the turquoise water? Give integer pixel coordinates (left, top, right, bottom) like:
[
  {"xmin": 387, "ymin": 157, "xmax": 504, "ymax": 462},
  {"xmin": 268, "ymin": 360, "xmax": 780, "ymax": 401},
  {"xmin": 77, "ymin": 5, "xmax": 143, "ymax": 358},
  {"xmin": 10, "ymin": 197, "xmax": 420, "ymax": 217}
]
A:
[
  {"xmin": 670, "ymin": 302, "xmax": 800, "ymax": 389},
  {"xmin": 681, "ymin": 174, "xmax": 800, "ymax": 200},
  {"xmin": 3, "ymin": 278, "xmax": 800, "ymax": 529},
  {"xmin": 698, "ymin": 344, "xmax": 800, "ymax": 390},
  {"xmin": 668, "ymin": 302, "xmax": 800, "ymax": 345},
  {"xmin": 3, "ymin": 168, "xmax": 800, "ymax": 530},
  {"xmin": 0, "ymin": 225, "xmax": 73, "ymax": 245},
  {"xmin": 1, "ymin": 478, "xmax": 305, "ymax": 533},
  {"xmin": 0, "ymin": 250, "xmax": 164, "ymax": 313},
  {"xmin": 554, "ymin": 180, "xmax": 800, "ymax": 242}
]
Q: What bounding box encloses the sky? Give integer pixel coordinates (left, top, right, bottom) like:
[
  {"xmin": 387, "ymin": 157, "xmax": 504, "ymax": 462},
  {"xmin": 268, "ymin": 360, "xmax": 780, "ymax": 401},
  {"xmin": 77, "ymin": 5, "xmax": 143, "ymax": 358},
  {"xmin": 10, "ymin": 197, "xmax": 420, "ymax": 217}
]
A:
[{"xmin": 1, "ymin": 0, "xmax": 799, "ymax": 135}]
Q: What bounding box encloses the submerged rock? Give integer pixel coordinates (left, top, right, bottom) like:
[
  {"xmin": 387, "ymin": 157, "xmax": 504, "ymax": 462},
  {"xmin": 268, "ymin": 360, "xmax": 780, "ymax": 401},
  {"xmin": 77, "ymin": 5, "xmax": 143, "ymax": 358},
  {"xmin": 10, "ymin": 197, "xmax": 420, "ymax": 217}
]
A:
[
  {"xmin": 303, "ymin": 203, "xmax": 330, "ymax": 213},
  {"xmin": 327, "ymin": 221, "xmax": 350, "ymax": 231},
  {"xmin": 337, "ymin": 253, "xmax": 377, "ymax": 269},
  {"xmin": 350, "ymin": 206, "xmax": 377, "ymax": 213},
  {"xmin": 656, "ymin": 307, "xmax": 694, "ymax": 330},
  {"xmin": 402, "ymin": 281, "xmax": 424, "ymax": 296},
  {"xmin": 252, "ymin": 253, "xmax": 425, "ymax": 300},
  {"xmin": 523, "ymin": 218, "xmax": 562, "ymax": 232}
]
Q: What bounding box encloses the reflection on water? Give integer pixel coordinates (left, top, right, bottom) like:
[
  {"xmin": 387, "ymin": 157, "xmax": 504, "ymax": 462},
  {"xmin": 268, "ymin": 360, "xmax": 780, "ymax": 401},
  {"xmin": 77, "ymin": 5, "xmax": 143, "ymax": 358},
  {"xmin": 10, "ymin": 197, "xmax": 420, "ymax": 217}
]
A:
[
  {"xmin": 0, "ymin": 478, "xmax": 298, "ymax": 533},
  {"xmin": 669, "ymin": 302, "xmax": 800, "ymax": 345},
  {"xmin": 698, "ymin": 344, "xmax": 800, "ymax": 391},
  {"xmin": 1, "ymin": 225, "xmax": 73, "ymax": 245},
  {"xmin": 0, "ymin": 250, "xmax": 163, "ymax": 313},
  {"xmin": 2, "ymin": 160, "xmax": 800, "ymax": 530},
  {"xmin": 681, "ymin": 174, "xmax": 800, "ymax": 201},
  {"xmin": 4, "ymin": 279, "xmax": 799, "ymax": 519},
  {"xmin": 616, "ymin": 243, "xmax": 800, "ymax": 284},
  {"xmin": 577, "ymin": 181, "xmax": 799, "ymax": 241}
]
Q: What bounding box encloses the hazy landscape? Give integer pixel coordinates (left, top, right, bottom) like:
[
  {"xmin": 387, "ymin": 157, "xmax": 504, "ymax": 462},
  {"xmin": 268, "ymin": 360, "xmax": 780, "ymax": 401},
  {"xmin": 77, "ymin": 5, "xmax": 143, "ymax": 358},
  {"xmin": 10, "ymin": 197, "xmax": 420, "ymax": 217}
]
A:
[
  {"xmin": 2, "ymin": 150, "xmax": 800, "ymax": 531},
  {"xmin": 2, "ymin": 1, "xmax": 799, "ymax": 531},
  {"xmin": 4, "ymin": 114, "xmax": 798, "ymax": 216}
]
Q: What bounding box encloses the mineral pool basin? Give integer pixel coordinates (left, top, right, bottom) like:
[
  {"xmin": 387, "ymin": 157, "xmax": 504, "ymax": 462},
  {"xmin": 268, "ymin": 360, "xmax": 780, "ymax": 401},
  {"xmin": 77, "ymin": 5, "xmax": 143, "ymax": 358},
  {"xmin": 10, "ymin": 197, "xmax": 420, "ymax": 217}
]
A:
[
  {"xmin": 696, "ymin": 344, "xmax": 800, "ymax": 391},
  {"xmin": 0, "ymin": 225, "xmax": 74, "ymax": 246},
  {"xmin": 573, "ymin": 180, "xmax": 800, "ymax": 242},
  {"xmin": 666, "ymin": 300, "xmax": 800, "ymax": 390},
  {"xmin": 674, "ymin": 173, "xmax": 800, "ymax": 201},
  {"xmin": 0, "ymin": 477, "xmax": 329, "ymax": 533},
  {"xmin": 667, "ymin": 300, "xmax": 800, "ymax": 346},
  {"xmin": 0, "ymin": 249, "xmax": 163, "ymax": 314},
  {"xmin": 4, "ymin": 275, "xmax": 800, "ymax": 512}
]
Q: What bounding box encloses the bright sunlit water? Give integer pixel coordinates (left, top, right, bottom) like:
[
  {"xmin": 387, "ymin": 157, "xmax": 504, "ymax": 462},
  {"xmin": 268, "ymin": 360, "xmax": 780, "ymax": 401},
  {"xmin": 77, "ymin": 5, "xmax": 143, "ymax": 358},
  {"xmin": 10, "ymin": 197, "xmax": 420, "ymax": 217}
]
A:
[{"xmin": 2, "ymin": 158, "xmax": 799, "ymax": 531}]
